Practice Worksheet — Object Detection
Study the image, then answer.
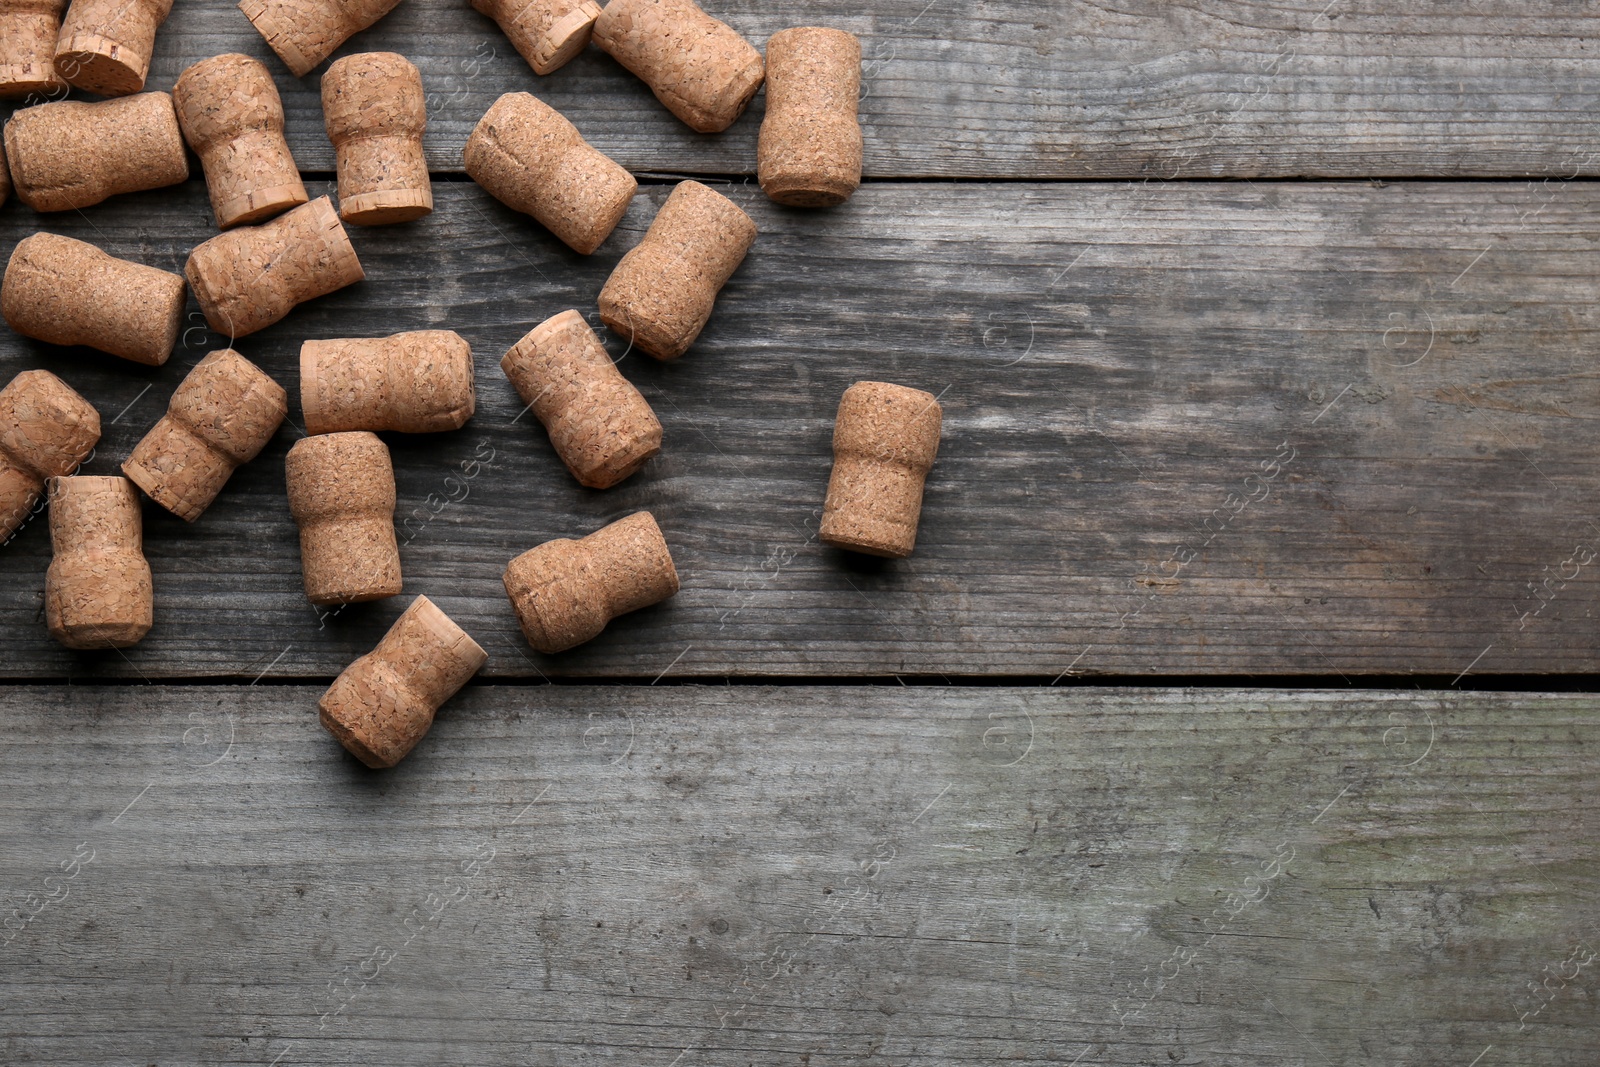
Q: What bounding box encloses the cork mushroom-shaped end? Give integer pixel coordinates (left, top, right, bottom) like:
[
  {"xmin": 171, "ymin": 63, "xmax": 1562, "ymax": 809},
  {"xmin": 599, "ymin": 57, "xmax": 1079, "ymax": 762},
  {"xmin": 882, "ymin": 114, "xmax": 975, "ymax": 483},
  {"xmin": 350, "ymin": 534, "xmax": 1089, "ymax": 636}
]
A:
[
  {"xmin": 470, "ymin": 0, "xmax": 601, "ymax": 76},
  {"xmin": 820, "ymin": 381, "xmax": 943, "ymax": 559},
  {"xmin": 323, "ymin": 51, "xmax": 432, "ymax": 225},
  {"xmin": 301, "ymin": 330, "xmax": 476, "ymax": 435},
  {"xmin": 239, "ymin": 0, "xmax": 405, "ymax": 77},
  {"xmin": 285, "ymin": 431, "xmax": 401, "ymax": 605},
  {"xmin": 0, "ymin": 0, "xmax": 68, "ymax": 98},
  {"xmin": 3, "ymin": 92, "xmax": 189, "ymax": 212},
  {"xmin": 0, "ymin": 369, "xmax": 101, "ymax": 542},
  {"xmin": 591, "ymin": 0, "xmax": 764, "ymax": 133},
  {"xmin": 53, "ymin": 0, "xmax": 174, "ymax": 96},
  {"xmin": 758, "ymin": 27, "xmax": 863, "ymax": 207},
  {"xmin": 44, "ymin": 475, "xmax": 153, "ymax": 649}
]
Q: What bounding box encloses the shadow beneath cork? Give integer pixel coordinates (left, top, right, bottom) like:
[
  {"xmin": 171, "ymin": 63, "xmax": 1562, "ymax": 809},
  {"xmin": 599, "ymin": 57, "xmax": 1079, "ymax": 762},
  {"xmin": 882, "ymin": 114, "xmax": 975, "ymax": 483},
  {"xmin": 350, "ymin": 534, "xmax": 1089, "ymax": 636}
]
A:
[{"xmin": 825, "ymin": 547, "xmax": 894, "ymax": 577}]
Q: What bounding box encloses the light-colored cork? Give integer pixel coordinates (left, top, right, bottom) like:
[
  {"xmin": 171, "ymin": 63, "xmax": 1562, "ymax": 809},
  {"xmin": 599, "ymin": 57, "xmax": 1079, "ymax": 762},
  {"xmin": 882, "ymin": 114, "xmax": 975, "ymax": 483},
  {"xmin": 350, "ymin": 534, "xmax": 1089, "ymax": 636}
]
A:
[
  {"xmin": 45, "ymin": 475, "xmax": 152, "ymax": 649},
  {"xmin": 3, "ymin": 92, "xmax": 188, "ymax": 212},
  {"xmin": 301, "ymin": 330, "xmax": 475, "ymax": 435},
  {"xmin": 504, "ymin": 511, "xmax": 678, "ymax": 654},
  {"xmin": 472, "ymin": 0, "xmax": 599, "ymax": 75},
  {"xmin": 319, "ymin": 594, "xmax": 487, "ymax": 768},
  {"xmin": 820, "ymin": 381, "xmax": 942, "ymax": 559},
  {"xmin": 3, "ymin": 232, "xmax": 185, "ymax": 366},
  {"xmin": 122, "ymin": 350, "xmax": 287, "ymax": 522},
  {"xmin": 239, "ymin": 0, "xmax": 403, "ymax": 77},
  {"xmin": 53, "ymin": 0, "xmax": 172, "ymax": 96},
  {"xmin": 758, "ymin": 28, "xmax": 862, "ymax": 207},
  {"xmin": 0, "ymin": 370, "xmax": 99, "ymax": 542},
  {"xmin": 591, "ymin": 0, "xmax": 763, "ymax": 133},
  {"xmin": 501, "ymin": 309, "xmax": 660, "ymax": 489},
  {"xmin": 322, "ymin": 52, "xmax": 431, "ymax": 225},
  {"xmin": 286, "ymin": 431, "xmax": 401, "ymax": 606},
  {"xmin": 185, "ymin": 196, "xmax": 365, "ymax": 339},
  {"xmin": 0, "ymin": 0, "xmax": 68, "ymax": 98},
  {"xmin": 597, "ymin": 180, "xmax": 755, "ymax": 361}
]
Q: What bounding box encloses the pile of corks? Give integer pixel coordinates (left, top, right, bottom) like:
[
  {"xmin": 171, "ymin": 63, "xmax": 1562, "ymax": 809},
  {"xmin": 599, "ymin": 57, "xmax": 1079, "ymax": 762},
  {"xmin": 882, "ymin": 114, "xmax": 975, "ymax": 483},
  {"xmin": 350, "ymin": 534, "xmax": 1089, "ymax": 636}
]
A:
[{"xmin": 0, "ymin": 0, "xmax": 944, "ymax": 770}]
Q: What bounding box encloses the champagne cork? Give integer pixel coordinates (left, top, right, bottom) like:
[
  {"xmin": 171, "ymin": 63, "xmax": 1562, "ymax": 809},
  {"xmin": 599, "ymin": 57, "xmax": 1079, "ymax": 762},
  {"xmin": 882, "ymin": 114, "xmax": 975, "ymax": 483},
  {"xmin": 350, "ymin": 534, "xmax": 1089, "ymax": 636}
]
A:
[
  {"xmin": 591, "ymin": 0, "xmax": 763, "ymax": 133},
  {"xmin": 44, "ymin": 476, "xmax": 153, "ymax": 649},
  {"xmin": 239, "ymin": 0, "xmax": 404, "ymax": 77},
  {"xmin": 471, "ymin": 0, "xmax": 600, "ymax": 76},
  {"xmin": 53, "ymin": 0, "xmax": 172, "ymax": 96},
  {"xmin": 0, "ymin": 0, "xmax": 67, "ymax": 98},
  {"xmin": 597, "ymin": 180, "xmax": 755, "ymax": 361},
  {"xmin": 0, "ymin": 370, "xmax": 100, "ymax": 542},
  {"xmin": 301, "ymin": 330, "xmax": 475, "ymax": 435},
  {"xmin": 285, "ymin": 430, "xmax": 401, "ymax": 605},
  {"xmin": 758, "ymin": 28, "xmax": 862, "ymax": 207},
  {"xmin": 322, "ymin": 52, "xmax": 432, "ymax": 225},
  {"xmin": 3, "ymin": 92, "xmax": 188, "ymax": 212},
  {"xmin": 319, "ymin": 594, "xmax": 487, "ymax": 768},
  {"xmin": 174, "ymin": 53, "xmax": 309, "ymax": 230},
  {"xmin": 501, "ymin": 309, "xmax": 661, "ymax": 489},
  {"xmin": 185, "ymin": 196, "xmax": 365, "ymax": 339},
  {"xmin": 820, "ymin": 381, "xmax": 942, "ymax": 559},
  {"xmin": 3, "ymin": 232, "xmax": 185, "ymax": 366},
  {"xmin": 122, "ymin": 350, "xmax": 287, "ymax": 522},
  {"xmin": 463, "ymin": 92, "xmax": 636, "ymax": 255},
  {"xmin": 503, "ymin": 511, "xmax": 678, "ymax": 654}
]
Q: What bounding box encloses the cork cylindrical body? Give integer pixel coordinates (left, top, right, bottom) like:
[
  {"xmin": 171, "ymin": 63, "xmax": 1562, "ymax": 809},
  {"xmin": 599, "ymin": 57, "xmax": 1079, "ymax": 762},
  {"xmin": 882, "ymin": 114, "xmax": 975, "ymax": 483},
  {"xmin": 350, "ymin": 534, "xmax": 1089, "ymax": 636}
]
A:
[
  {"xmin": 45, "ymin": 476, "xmax": 153, "ymax": 649},
  {"xmin": 286, "ymin": 431, "xmax": 402, "ymax": 605},
  {"xmin": 820, "ymin": 381, "xmax": 942, "ymax": 559},
  {"xmin": 0, "ymin": 0, "xmax": 68, "ymax": 98},
  {"xmin": 758, "ymin": 28, "xmax": 862, "ymax": 207},
  {"xmin": 597, "ymin": 180, "xmax": 755, "ymax": 361},
  {"xmin": 322, "ymin": 52, "xmax": 432, "ymax": 225},
  {"xmin": 3, "ymin": 233, "xmax": 185, "ymax": 366},
  {"xmin": 501, "ymin": 309, "xmax": 661, "ymax": 489},
  {"xmin": 239, "ymin": 0, "xmax": 404, "ymax": 77},
  {"xmin": 471, "ymin": 0, "xmax": 600, "ymax": 76},
  {"xmin": 301, "ymin": 330, "xmax": 475, "ymax": 435},
  {"xmin": 319, "ymin": 594, "xmax": 487, "ymax": 768},
  {"xmin": 122, "ymin": 350, "xmax": 287, "ymax": 522},
  {"xmin": 3, "ymin": 92, "xmax": 188, "ymax": 212},
  {"xmin": 53, "ymin": 0, "xmax": 172, "ymax": 96},
  {"xmin": 591, "ymin": 0, "xmax": 763, "ymax": 133},
  {"xmin": 0, "ymin": 370, "xmax": 99, "ymax": 542}
]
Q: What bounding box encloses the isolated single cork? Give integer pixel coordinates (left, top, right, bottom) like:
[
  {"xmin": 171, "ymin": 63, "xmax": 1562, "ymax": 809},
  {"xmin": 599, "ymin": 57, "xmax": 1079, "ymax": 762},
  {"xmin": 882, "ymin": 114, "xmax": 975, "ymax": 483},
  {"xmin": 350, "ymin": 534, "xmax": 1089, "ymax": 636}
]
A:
[
  {"xmin": 0, "ymin": 370, "xmax": 100, "ymax": 542},
  {"xmin": 45, "ymin": 476, "xmax": 153, "ymax": 649},
  {"xmin": 301, "ymin": 330, "xmax": 475, "ymax": 434},
  {"xmin": 758, "ymin": 28, "xmax": 862, "ymax": 207},
  {"xmin": 239, "ymin": 0, "xmax": 403, "ymax": 77},
  {"xmin": 591, "ymin": 0, "xmax": 763, "ymax": 133},
  {"xmin": 185, "ymin": 197, "xmax": 364, "ymax": 339},
  {"xmin": 3, "ymin": 232, "xmax": 185, "ymax": 366},
  {"xmin": 503, "ymin": 511, "xmax": 678, "ymax": 654},
  {"xmin": 597, "ymin": 180, "xmax": 755, "ymax": 361},
  {"xmin": 319, "ymin": 594, "xmax": 487, "ymax": 768},
  {"xmin": 472, "ymin": 0, "xmax": 599, "ymax": 75},
  {"xmin": 322, "ymin": 52, "xmax": 431, "ymax": 225},
  {"xmin": 0, "ymin": 0, "xmax": 68, "ymax": 98},
  {"xmin": 820, "ymin": 381, "xmax": 942, "ymax": 559},
  {"xmin": 501, "ymin": 309, "xmax": 661, "ymax": 489},
  {"xmin": 3, "ymin": 92, "xmax": 188, "ymax": 212},
  {"xmin": 285, "ymin": 431, "xmax": 401, "ymax": 605},
  {"xmin": 122, "ymin": 350, "xmax": 287, "ymax": 522},
  {"xmin": 53, "ymin": 0, "xmax": 172, "ymax": 96}
]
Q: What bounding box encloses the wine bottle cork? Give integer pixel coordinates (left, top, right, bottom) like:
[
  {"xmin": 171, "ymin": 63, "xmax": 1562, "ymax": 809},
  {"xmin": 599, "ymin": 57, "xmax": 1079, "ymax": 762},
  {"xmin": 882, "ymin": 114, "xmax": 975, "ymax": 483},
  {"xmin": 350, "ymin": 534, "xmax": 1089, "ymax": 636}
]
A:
[
  {"xmin": 503, "ymin": 511, "xmax": 678, "ymax": 654},
  {"xmin": 0, "ymin": 370, "xmax": 100, "ymax": 543},
  {"xmin": 174, "ymin": 53, "xmax": 309, "ymax": 230},
  {"xmin": 185, "ymin": 197, "xmax": 364, "ymax": 339},
  {"xmin": 3, "ymin": 92, "xmax": 188, "ymax": 212},
  {"xmin": 501, "ymin": 309, "xmax": 661, "ymax": 489},
  {"xmin": 301, "ymin": 330, "xmax": 475, "ymax": 435},
  {"xmin": 820, "ymin": 381, "xmax": 942, "ymax": 559},
  {"xmin": 122, "ymin": 350, "xmax": 287, "ymax": 522},
  {"xmin": 319, "ymin": 594, "xmax": 487, "ymax": 768},
  {"xmin": 2, "ymin": 232, "xmax": 185, "ymax": 366},
  {"xmin": 53, "ymin": 0, "xmax": 172, "ymax": 96},
  {"xmin": 0, "ymin": 0, "xmax": 67, "ymax": 98},
  {"xmin": 591, "ymin": 0, "xmax": 763, "ymax": 133},
  {"xmin": 758, "ymin": 28, "xmax": 862, "ymax": 207},
  {"xmin": 322, "ymin": 52, "xmax": 432, "ymax": 225},
  {"xmin": 239, "ymin": 0, "xmax": 404, "ymax": 77},
  {"xmin": 597, "ymin": 180, "xmax": 755, "ymax": 361},
  {"xmin": 471, "ymin": 0, "xmax": 599, "ymax": 76},
  {"xmin": 463, "ymin": 92, "xmax": 636, "ymax": 255},
  {"xmin": 285, "ymin": 431, "xmax": 401, "ymax": 606},
  {"xmin": 44, "ymin": 476, "xmax": 153, "ymax": 649}
]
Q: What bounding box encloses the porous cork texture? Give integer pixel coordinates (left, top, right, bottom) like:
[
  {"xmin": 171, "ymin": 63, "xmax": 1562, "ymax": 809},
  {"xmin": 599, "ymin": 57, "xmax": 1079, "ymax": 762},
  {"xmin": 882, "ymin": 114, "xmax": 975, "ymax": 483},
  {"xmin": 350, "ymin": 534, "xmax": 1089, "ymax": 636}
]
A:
[
  {"xmin": 463, "ymin": 92, "xmax": 636, "ymax": 255},
  {"xmin": 319, "ymin": 594, "xmax": 487, "ymax": 768},
  {"xmin": 301, "ymin": 330, "xmax": 475, "ymax": 435},
  {"xmin": 0, "ymin": 0, "xmax": 68, "ymax": 98},
  {"xmin": 0, "ymin": 370, "xmax": 100, "ymax": 542},
  {"xmin": 501, "ymin": 309, "xmax": 661, "ymax": 489},
  {"xmin": 322, "ymin": 52, "xmax": 432, "ymax": 225},
  {"xmin": 591, "ymin": 0, "xmax": 763, "ymax": 133},
  {"xmin": 758, "ymin": 28, "xmax": 862, "ymax": 207},
  {"xmin": 122, "ymin": 350, "xmax": 287, "ymax": 522},
  {"xmin": 3, "ymin": 232, "xmax": 185, "ymax": 366},
  {"xmin": 239, "ymin": 0, "xmax": 404, "ymax": 77},
  {"xmin": 185, "ymin": 196, "xmax": 365, "ymax": 339},
  {"xmin": 53, "ymin": 0, "xmax": 172, "ymax": 96},
  {"xmin": 597, "ymin": 180, "xmax": 755, "ymax": 361},
  {"xmin": 472, "ymin": 0, "xmax": 600, "ymax": 76},
  {"xmin": 503, "ymin": 511, "xmax": 678, "ymax": 654},
  {"xmin": 285, "ymin": 431, "xmax": 402, "ymax": 606},
  {"xmin": 3, "ymin": 92, "xmax": 188, "ymax": 212},
  {"xmin": 45, "ymin": 476, "xmax": 153, "ymax": 649},
  {"xmin": 820, "ymin": 381, "xmax": 942, "ymax": 559},
  {"xmin": 174, "ymin": 53, "xmax": 309, "ymax": 230}
]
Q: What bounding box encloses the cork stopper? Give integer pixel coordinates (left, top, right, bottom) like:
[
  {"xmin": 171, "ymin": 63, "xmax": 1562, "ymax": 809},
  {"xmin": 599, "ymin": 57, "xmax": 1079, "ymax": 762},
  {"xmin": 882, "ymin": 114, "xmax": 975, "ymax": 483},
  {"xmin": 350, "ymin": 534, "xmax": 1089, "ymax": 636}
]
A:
[
  {"xmin": 185, "ymin": 196, "xmax": 365, "ymax": 339},
  {"xmin": 53, "ymin": 0, "xmax": 172, "ymax": 96},
  {"xmin": 2, "ymin": 92, "xmax": 188, "ymax": 212},
  {"xmin": 597, "ymin": 180, "xmax": 755, "ymax": 361},
  {"xmin": 0, "ymin": 0, "xmax": 68, "ymax": 98},
  {"xmin": 820, "ymin": 381, "xmax": 942, "ymax": 559},
  {"xmin": 463, "ymin": 92, "xmax": 636, "ymax": 255},
  {"xmin": 285, "ymin": 431, "xmax": 401, "ymax": 605},
  {"xmin": 758, "ymin": 28, "xmax": 862, "ymax": 207},
  {"xmin": 0, "ymin": 370, "xmax": 100, "ymax": 542},
  {"xmin": 501, "ymin": 309, "xmax": 661, "ymax": 489},
  {"xmin": 503, "ymin": 511, "xmax": 678, "ymax": 654},
  {"xmin": 3, "ymin": 232, "xmax": 185, "ymax": 366},
  {"xmin": 319, "ymin": 594, "xmax": 487, "ymax": 768},
  {"xmin": 122, "ymin": 350, "xmax": 287, "ymax": 522},
  {"xmin": 301, "ymin": 330, "xmax": 475, "ymax": 435},
  {"xmin": 322, "ymin": 52, "xmax": 432, "ymax": 225},
  {"xmin": 45, "ymin": 475, "xmax": 153, "ymax": 649},
  {"xmin": 239, "ymin": 0, "xmax": 404, "ymax": 78},
  {"xmin": 591, "ymin": 0, "xmax": 763, "ymax": 133},
  {"xmin": 471, "ymin": 0, "xmax": 600, "ymax": 76}
]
